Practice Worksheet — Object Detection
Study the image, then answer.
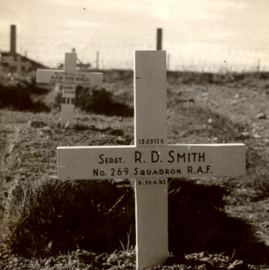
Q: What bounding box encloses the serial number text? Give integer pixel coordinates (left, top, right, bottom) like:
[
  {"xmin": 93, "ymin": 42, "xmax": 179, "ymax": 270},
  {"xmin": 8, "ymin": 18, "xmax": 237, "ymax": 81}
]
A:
[{"xmin": 138, "ymin": 139, "xmax": 164, "ymax": 145}]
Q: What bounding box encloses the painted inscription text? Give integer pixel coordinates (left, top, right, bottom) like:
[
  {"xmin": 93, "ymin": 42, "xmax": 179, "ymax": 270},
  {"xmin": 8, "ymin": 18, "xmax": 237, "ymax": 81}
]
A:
[
  {"xmin": 51, "ymin": 72, "xmax": 92, "ymax": 85},
  {"xmin": 93, "ymin": 150, "xmax": 211, "ymax": 178}
]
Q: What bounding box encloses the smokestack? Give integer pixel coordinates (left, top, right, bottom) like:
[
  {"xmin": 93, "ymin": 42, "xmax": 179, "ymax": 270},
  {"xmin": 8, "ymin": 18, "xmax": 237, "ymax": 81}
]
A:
[
  {"xmin": 10, "ymin": 25, "xmax": 16, "ymax": 55},
  {"xmin": 156, "ymin": 28, "xmax": 162, "ymax": 50}
]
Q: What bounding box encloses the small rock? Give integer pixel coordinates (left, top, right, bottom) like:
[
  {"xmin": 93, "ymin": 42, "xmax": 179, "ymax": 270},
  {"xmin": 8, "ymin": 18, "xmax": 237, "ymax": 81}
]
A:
[
  {"xmin": 253, "ymin": 133, "xmax": 262, "ymax": 139},
  {"xmin": 231, "ymin": 100, "xmax": 238, "ymax": 105},
  {"xmin": 237, "ymin": 132, "xmax": 250, "ymax": 140},
  {"xmin": 256, "ymin": 113, "xmax": 266, "ymax": 119},
  {"xmin": 115, "ymin": 136, "xmax": 126, "ymax": 144}
]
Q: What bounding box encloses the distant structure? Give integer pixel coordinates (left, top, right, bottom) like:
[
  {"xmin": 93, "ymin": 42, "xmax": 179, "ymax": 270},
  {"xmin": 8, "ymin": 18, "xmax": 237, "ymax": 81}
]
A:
[
  {"xmin": 57, "ymin": 48, "xmax": 91, "ymax": 71},
  {"xmin": 156, "ymin": 28, "xmax": 162, "ymax": 50},
  {"xmin": 0, "ymin": 25, "xmax": 48, "ymax": 77}
]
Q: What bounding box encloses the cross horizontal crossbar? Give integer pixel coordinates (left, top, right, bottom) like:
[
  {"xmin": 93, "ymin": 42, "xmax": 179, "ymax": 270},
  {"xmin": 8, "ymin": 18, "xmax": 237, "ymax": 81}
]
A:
[
  {"xmin": 36, "ymin": 70, "xmax": 103, "ymax": 86},
  {"xmin": 57, "ymin": 143, "xmax": 245, "ymax": 180}
]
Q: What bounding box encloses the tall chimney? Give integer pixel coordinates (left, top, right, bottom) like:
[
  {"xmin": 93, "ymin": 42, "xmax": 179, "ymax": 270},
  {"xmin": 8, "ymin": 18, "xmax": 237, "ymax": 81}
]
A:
[
  {"xmin": 10, "ymin": 25, "xmax": 16, "ymax": 55},
  {"xmin": 156, "ymin": 28, "xmax": 162, "ymax": 50}
]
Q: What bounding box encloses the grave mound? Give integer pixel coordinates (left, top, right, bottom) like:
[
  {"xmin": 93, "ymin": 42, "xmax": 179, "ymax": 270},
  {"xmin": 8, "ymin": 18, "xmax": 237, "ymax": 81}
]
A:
[{"xmin": 4, "ymin": 178, "xmax": 269, "ymax": 264}]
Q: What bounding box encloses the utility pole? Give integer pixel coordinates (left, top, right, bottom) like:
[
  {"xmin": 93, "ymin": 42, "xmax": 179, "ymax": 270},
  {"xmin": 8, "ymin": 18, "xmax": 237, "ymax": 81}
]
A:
[
  {"xmin": 167, "ymin": 53, "xmax": 170, "ymax": 71},
  {"xmin": 96, "ymin": 51, "xmax": 99, "ymax": 70}
]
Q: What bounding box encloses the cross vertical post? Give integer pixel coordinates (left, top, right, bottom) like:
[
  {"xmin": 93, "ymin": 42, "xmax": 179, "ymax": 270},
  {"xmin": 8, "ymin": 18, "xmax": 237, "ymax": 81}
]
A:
[
  {"xmin": 134, "ymin": 51, "xmax": 168, "ymax": 269},
  {"xmin": 61, "ymin": 53, "xmax": 76, "ymax": 126}
]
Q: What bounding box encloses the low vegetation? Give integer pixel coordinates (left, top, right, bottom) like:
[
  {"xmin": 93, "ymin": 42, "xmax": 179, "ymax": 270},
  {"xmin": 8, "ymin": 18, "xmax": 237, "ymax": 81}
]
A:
[
  {"xmin": 1, "ymin": 71, "xmax": 269, "ymax": 269},
  {"xmin": 66, "ymin": 86, "xmax": 133, "ymax": 117}
]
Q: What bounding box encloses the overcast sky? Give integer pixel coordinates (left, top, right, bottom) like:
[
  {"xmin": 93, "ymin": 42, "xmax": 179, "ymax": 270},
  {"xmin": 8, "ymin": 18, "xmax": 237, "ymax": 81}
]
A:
[{"xmin": 1, "ymin": 0, "xmax": 268, "ymax": 71}]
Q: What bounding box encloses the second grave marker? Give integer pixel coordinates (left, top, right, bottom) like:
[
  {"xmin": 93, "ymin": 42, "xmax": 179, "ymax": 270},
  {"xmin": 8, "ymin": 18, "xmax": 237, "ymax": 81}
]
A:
[{"xmin": 36, "ymin": 52, "xmax": 103, "ymax": 126}]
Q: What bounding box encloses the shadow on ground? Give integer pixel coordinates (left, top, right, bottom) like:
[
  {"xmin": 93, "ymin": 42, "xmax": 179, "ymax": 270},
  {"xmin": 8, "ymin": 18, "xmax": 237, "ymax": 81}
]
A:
[
  {"xmin": 4, "ymin": 178, "xmax": 269, "ymax": 264},
  {"xmin": 168, "ymin": 179, "xmax": 269, "ymax": 264}
]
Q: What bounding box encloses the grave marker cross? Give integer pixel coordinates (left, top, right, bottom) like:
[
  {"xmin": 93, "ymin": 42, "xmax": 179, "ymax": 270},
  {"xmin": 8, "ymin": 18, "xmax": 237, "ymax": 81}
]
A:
[
  {"xmin": 36, "ymin": 53, "xmax": 103, "ymax": 126},
  {"xmin": 57, "ymin": 51, "xmax": 245, "ymax": 270}
]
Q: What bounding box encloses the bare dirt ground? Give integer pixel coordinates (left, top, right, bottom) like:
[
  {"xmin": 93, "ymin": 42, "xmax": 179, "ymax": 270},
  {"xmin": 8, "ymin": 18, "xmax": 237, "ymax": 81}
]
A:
[
  {"xmin": 167, "ymin": 80, "xmax": 269, "ymax": 247},
  {"xmin": 1, "ymin": 74, "xmax": 269, "ymax": 269}
]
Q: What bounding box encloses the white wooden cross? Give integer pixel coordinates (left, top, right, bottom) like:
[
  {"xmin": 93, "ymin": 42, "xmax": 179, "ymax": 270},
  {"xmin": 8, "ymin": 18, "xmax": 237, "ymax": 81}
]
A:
[
  {"xmin": 36, "ymin": 53, "xmax": 103, "ymax": 126},
  {"xmin": 57, "ymin": 51, "xmax": 245, "ymax": 270}
]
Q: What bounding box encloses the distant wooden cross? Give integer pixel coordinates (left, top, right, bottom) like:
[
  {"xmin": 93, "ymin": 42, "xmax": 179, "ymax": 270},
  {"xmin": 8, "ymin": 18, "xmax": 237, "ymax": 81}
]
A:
[
  {"xmin": 57, "ymin": 51, "xmax": 245, "ymax": 270},
  {"xmin": 36, "ymin": 53, "xmax": 103, "ymax": 126}
]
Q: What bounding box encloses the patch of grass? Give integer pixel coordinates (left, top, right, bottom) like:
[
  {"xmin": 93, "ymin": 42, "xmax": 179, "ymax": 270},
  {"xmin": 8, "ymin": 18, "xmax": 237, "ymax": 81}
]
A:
[
  {"xmin": 166, "ymin": 71, "xmax": 269, "ymax": 86},
  {"xmin": 2, "ymin": 178, "xmax": 135, "ymax": 258},
  {"xmin": 2, "ymin": 177, "xmax": 269, "ymax": 264},
  {"xmin": 0, "ymin": 83, "xmax": 50, "ymax": 112},
  {"xmin": 168, "ymin": 103, "xmax": 248, "ymax": 144},
  {"xmin": 54, "ymin": 86, "xmax": 134, "ymax": 117},
  {"xmin": 186, "ymin": 105, "xmax": 247, "ymax": 143}
]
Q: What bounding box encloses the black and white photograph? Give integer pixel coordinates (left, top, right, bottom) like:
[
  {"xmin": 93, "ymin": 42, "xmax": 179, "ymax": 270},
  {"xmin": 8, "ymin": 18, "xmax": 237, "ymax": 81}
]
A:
[{"xmin": 0, "ymin": 1, "xmax": 269, "ymax": 269}]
